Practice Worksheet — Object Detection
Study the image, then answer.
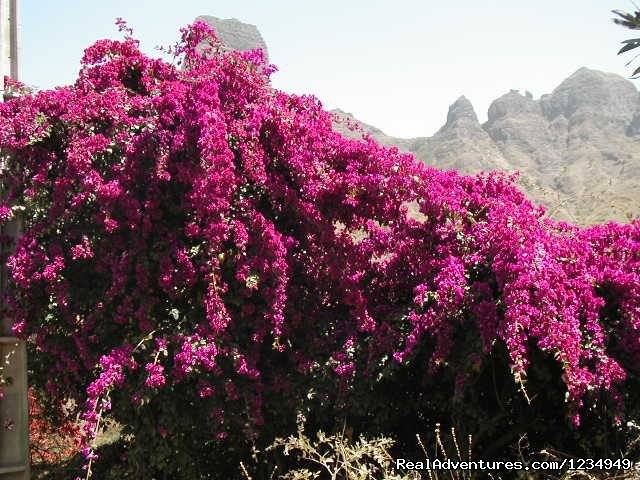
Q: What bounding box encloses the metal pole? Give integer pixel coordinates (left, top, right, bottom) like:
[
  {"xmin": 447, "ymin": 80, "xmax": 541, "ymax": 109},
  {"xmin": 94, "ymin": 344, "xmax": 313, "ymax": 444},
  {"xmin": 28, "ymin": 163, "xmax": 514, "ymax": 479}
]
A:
[
  {"xmin": 0, "ymin": 1, "xmax": 29, "ymax": 478},
  {"xmin": 8, "ymin": 0, "xmax": 17, "ymax": 80}
]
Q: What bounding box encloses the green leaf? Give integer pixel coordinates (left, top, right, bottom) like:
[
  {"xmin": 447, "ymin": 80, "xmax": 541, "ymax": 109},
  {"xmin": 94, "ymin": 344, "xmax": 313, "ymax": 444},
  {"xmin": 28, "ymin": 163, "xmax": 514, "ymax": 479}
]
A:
[
  {"xmin": 612, "ymin": 9, "xmax": 640, "ymax": 29},
  {"xmin": 618, "ymin": 40, "xmax": 640, "ymax": 55}
]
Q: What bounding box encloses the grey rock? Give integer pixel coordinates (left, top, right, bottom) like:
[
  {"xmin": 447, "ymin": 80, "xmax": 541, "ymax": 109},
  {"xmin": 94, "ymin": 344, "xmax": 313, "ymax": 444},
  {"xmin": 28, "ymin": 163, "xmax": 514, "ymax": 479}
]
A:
[
  {"xmin": 445, "ymin": 96, "xmax": 478, "ymax": 127},
  {"xmin": 541, "ymin": 67, "xmax": 638, "ymax": 129},
  {"xmin": 487, "ymin": 90, "xmax": 542, "ymax": 123},
  {"xmin": 195, "ymin": 15, "xmax": 269, "ymax": 62},
  {"xmin": 414, "ymin": 96, "xmax": 511, "ymax": 173}
]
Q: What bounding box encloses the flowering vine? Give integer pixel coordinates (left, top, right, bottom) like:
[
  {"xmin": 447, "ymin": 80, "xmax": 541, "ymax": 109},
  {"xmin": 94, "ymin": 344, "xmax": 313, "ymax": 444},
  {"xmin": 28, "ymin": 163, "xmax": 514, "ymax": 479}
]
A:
[{"xmin": 0, "ymin": 19, "xmax": 638, "ymax": 476}]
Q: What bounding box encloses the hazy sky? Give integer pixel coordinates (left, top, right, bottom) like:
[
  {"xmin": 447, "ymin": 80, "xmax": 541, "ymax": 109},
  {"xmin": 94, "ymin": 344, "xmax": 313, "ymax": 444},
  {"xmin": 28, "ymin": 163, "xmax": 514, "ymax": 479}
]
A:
[{"xmin": 21, "ymin": 1, "xmax": 639, "ymax": 137}]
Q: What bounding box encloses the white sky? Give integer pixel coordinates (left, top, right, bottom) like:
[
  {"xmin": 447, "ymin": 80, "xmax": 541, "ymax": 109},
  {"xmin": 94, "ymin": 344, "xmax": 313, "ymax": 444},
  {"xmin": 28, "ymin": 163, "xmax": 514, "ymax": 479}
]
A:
[{"xmin": 21, "ymin": 0, "xmax": 640, "ymax": 138}]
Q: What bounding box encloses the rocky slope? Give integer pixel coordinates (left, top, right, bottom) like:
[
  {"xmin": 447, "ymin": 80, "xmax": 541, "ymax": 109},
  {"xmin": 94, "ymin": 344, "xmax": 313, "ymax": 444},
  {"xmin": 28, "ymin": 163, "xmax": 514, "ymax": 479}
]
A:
[{"xmin": 198, "ymin": 16, "xmax": 639, "ymax": 225}]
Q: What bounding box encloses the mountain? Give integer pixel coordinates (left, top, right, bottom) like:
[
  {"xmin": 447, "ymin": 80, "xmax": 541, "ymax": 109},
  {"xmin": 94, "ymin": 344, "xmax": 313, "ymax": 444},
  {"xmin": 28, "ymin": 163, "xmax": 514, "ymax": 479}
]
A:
[
  {"xmin": 196, "ymin": 16, "xmax": 269, "ymax": 62},
  {"xmin": 198, "ymin": 16, "xmax": 639, "ymax": 225},
  {"xmin": 334, "ymin": 68, "xmax": 640, "ymax": 225}
]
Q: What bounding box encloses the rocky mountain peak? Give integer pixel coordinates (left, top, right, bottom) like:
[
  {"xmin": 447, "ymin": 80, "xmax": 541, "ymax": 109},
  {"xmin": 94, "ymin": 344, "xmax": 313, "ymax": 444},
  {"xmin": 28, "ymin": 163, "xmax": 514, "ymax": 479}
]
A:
[
  {"xmin": 540, "ymin": 67, "xmax": 638, "ymax": 126},
  {"xmin": 487, "ymin": 89, "xmax": 541, "ymax": 124},
  {"xmin": 444, "ymin": 96, "xmax": 478, "ymax": 127},
  {"xmin": 195, "ymin": 15, "xmax": 269, "ymax": 62}
]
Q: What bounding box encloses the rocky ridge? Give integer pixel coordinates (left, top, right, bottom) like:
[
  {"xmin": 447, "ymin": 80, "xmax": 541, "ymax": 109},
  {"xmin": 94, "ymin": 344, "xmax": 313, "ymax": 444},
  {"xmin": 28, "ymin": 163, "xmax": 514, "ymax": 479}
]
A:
[{"xmin": 336, "ymin": 67, "xmax": 640, "ymax": 225}]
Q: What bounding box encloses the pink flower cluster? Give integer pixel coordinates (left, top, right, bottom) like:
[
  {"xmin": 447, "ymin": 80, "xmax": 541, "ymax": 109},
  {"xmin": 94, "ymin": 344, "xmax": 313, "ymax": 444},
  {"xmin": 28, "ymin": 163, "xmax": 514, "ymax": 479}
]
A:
[{"xmin": 0, "ymin": 20, "xmax": 638, "ymax": 472}]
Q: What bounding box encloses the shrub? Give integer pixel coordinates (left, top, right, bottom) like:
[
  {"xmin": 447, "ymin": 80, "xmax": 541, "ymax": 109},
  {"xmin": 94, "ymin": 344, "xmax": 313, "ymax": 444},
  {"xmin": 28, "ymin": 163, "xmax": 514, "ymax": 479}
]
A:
[
  {"xmin": 0, "ymin": 20, "xmax": 638, "ymax": 478},
  {"xmin": 266, "ymin": 426, "xmax": 419, "ymax": 480}
]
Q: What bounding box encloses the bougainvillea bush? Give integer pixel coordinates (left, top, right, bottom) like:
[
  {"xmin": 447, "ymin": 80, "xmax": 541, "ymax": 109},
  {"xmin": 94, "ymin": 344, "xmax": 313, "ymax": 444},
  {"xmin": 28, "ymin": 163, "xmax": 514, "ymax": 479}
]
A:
[{"xmin": 0, "ymin": 21, "xmax": 639, "ymax": 478}]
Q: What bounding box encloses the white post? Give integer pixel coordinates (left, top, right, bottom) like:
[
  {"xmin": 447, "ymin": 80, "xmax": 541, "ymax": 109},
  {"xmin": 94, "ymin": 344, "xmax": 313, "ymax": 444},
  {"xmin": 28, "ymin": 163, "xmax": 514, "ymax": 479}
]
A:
[{"xmin": 0, "ymin": 1, "xmax": 29, "ymax": 479}]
